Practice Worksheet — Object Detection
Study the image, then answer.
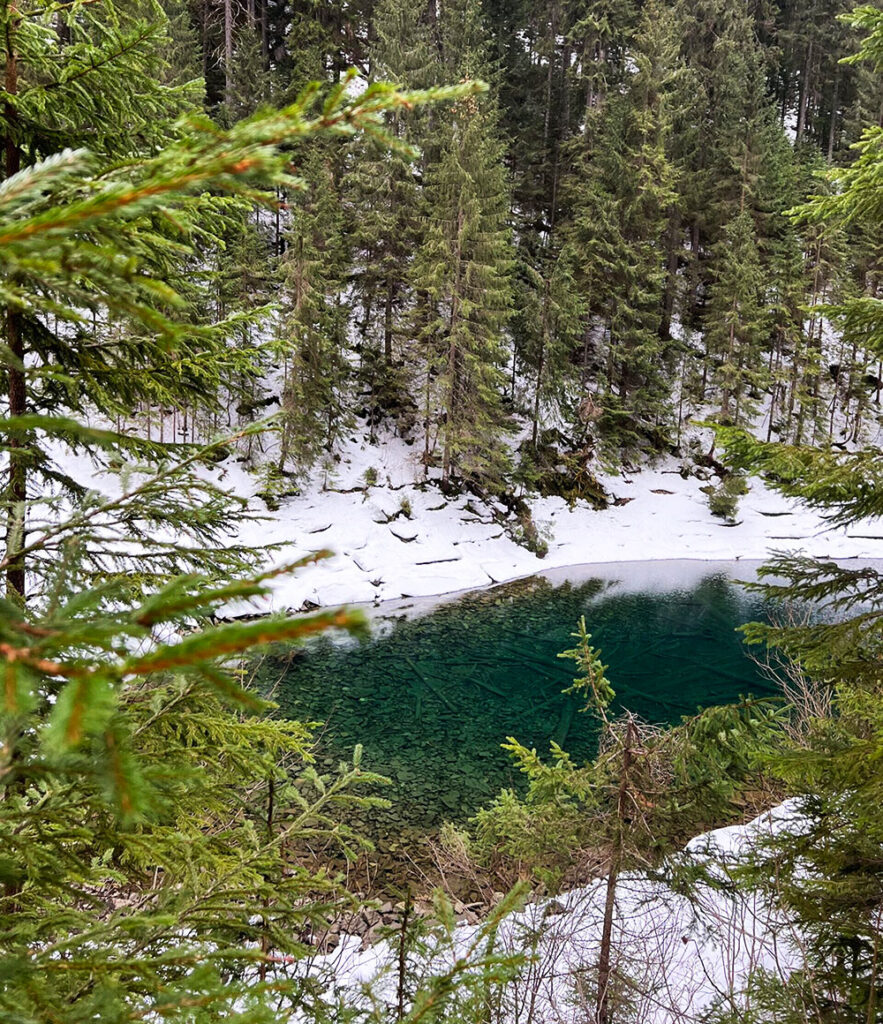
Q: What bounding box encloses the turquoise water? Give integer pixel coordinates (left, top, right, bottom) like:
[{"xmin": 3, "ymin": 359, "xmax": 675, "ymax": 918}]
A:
[{"xmin": 268, "ymin": 564, "xmax": 776, "ymax": 830}]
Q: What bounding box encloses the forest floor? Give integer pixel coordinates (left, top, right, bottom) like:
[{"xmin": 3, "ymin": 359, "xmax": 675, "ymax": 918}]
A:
[{"xmin": 218, "ymin": 419, "xmax": 883, "ymax": 612}]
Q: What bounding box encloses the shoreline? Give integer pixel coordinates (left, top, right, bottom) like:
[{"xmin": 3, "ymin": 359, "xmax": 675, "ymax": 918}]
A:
[
  {"xmin": 203, "ymin": 424, "xmax": 883, "ymax": 614},
  {"xmin": 329, "ymin": 556, "xmax": 772, "ymax": 623}
]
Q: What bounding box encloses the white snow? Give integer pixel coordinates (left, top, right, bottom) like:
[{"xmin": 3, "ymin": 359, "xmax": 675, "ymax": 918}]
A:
[{"xmin": 212, "ymin": 423, "xmax": 883, "ymax": 612}]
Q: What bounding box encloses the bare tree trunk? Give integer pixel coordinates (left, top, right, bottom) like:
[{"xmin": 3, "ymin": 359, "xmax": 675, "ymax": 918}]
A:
[
  {"xmin": 260, "ymin": 0, "xmax": 269, "ymax": 64},
  {"xmin": 224, "ymin": 0, "xmax": 233, "ymax": 108},
  {"xmin": 4, "ymin": 7, "xmax": 25, "ymax": 600},
  {"xmin": 396, "ymin": 892, "xmax": 412, "ymax": 1023},
  {"xmin": 767, "ymin": 332, "xmax": 784, "ymax": 442},
  {"xmin": 597, "ymin": 719, "xmax": 637, "ymax": 1024},
  {"xmin": 258, "ymin": 774, "xmax": 275, "ymax": 983},
  {"xmin": 796, "ymin": 39, "xmax": 813, "ymax": 144},
  {"xmin": 56, "ymin": 7, "xmax": 70, "ymax": 45},
  {"xmin": 549, "ymin": 40, "xmax": 570, "ymax": 234},
  {"xmin": 827, "ymin": 68, "xmax": 839, "ymax": 164},
  {"xmin": 202, "ymin": 0, "xmax": 210, "ymax": 88},
  {"xmin": 442, "ymin": 207, "xmax": 464, "ymax": 485},
  {"xmin": 384, "ymin": 280, "xmax": 394, "ymax": 364},
  {"xmin": 532, "ymin": 280, "xmax": 550, "ymax": 448},
  {"xmin": 659, "ymin": 208, "xmax": 681, "ymax": 341}
]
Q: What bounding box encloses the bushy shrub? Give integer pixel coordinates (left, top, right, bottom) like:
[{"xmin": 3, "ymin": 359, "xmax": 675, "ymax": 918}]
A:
[{"xmin": 703, "ymin": 471, "xmax": 749, "ymax": 522}]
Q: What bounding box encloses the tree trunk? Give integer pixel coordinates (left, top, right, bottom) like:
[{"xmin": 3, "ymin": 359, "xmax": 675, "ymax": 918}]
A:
[
  {"xmin": 796, "ymin": 39, "xmax": 813, "ymax": 144},
  {"xmin": 384, "ymin": 280, "xmax": 394, "ymax": 364},
  {"xmin": 659, "ymin": 208, "xmax": 681, "ymax": 340},
  {"xmin": 224, "ymin": 0, "xmax": 233, "ymax": 108},
  {"xmin": 531, "ymin": 281, "xmax": 549, "ymax": 448},
  {"xmin": 597, "ymin": 719, "xmax": 637, "ymax": 1024},
  {"xmin": 827, "ymin": 69, "xmax": 839, "ymax": 164},
  {"xmin": 260, "ymin": 0, "xmax": 269, "ymax": 64},
  {"xmin": 202, "ymin": 0, "xmax": 211, "ymax": 87},
  {"xmin": 442, "ymin": 207, "xmax": 464, "ymax": 484},
  {"xmin": 56, "ymin": 8, "xmax": 70, "ymax": 45},
  {"xmin": 4, "ymin": 8, "xmax": 25, "ymax": 600},
  {"xmin": 549, "ymin": 40, "xmax": 570, "ymax": 233}
]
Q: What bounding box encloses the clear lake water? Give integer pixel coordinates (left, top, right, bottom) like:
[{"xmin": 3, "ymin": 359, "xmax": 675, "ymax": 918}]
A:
[{"xmin": 265, "ymin": 563, "xmax": 777, "ymax": 831}]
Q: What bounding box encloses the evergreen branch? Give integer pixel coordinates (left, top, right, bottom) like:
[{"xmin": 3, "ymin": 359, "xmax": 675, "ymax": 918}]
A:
[
  {"xmin": 713, "ymin": 427, "xmax": 883, "ymax": 525},
  {"xmin": 120, "ymin": 610, "xmax": 361, "ymax": 677},
  {"xmin": 39, "ymin": 23, "xmax": 160, "ymax": 93},
  {"xmin": 0, "ymin": 424, "xmax": 263, "ymax": 572}
]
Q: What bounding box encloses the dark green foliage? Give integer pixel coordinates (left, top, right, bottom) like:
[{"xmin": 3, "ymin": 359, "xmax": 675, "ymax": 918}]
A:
[
  {"xmin": 709, "ymin": 17, "xmax": 883, "ymax": 1018},
  {"xmin": 515, "ymin": 431, "xmax": 609, "ymax": 507},
  {"xmin": 705, "ymin": 208, "xmax": 770, "ymax": 425},
  {"xmin": 128, "ymin": 0, "xmax": 883, "ymax": 486},
  {"xmin": 411, "ymin": 0, "xmax": 515, "ymax": 491},
  {"xmin": 562, "ymin": 0, "xmax": 681, "ymax": 451},
  {"xmin": 276, "ymin": 151, "xmax": 351, "ymax": 480},
  {"xmin": 702, "ymin": 469, "xmax": 750, "ymax": 522},
  {"xmin": 0, "ymin": 56, "xmax": 491, "ymax": 1021},
  {"xmin": 5, "ymin": 0, "xmax": 883, "ymax": 1011},
  {"xmin": 345, "ymin": 0, "xmax": 434, "ymax": 434}
]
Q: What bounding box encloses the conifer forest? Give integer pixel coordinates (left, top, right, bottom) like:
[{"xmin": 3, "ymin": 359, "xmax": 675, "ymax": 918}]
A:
[{"xmin": 2, "ymin": 0, "xmax": 883, "ymax": 1021}]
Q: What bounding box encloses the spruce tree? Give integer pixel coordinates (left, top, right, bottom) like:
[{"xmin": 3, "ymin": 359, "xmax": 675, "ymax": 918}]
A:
[
  {"xmin": 0, "ymin": 0, "xmax": 258, "ymax": 600},
  {"xmin": 0, "ymin": 73, "xmax": 487, "ymax": 1024},
  {"xmin": 712, "ymin": 15, "xmax": 883, "ymax": 1018},
  {"xmin": 514, "ymin": 248, "xmax": 584, "ymax": 452},
  {"xmin": 672, "ymin": 0, "xmax": 774, "ymax": 339},
  {"xmin": 705, "ymin": 206, "xmax": 769, "ymax": 426},
  {"xmin": 562, "ymin": 0, "xmax": 680, "ymax": 453},
  {"xmin": 275, "ymin": 151, "xmax": 350, "ymax": 483},
  {"xmin": 411, "ymin": 0, "xmax": 515, "ymax": 491},
  {"xmin": 346, "ymin": 0, "xmax": 435, "ymax": 431}
]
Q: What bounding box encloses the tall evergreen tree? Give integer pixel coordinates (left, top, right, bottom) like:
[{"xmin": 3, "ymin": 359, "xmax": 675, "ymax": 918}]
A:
[
  {"xmin": 705, "ymin": 205, "xmax": 769, "ymax": 425},
  {"xmin": 713, "ymin": 16, "xmax": 883, "ymax": 1018},
  {"xmin": 411, "ymin": 0, "xmax": 515, "ymax": 491},
  {"xmin": 276, "ymin": 152, "xmax": 350, "ymax": 482},
  {"xmin": 0, "ymin": 71, "xmax": 489, "ymax": 1024},
  {"xmin": 346, "ymin": 0, "xmax": 435, "ymax": 430},
  {"xmin": 562, "ymin": 0, "xmax": 680, "ymax": 452}
]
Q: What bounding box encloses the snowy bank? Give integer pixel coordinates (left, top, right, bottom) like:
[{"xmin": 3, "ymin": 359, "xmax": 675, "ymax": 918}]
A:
[{"xmin": 217, "ymin": 425, "xmax": 883, "ymax": 611}]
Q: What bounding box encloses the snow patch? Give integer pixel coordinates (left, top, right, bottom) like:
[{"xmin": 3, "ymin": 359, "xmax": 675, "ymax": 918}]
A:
[{"xmin": 216, "ymin": 425, "xmax": 882, "ymax": 610}]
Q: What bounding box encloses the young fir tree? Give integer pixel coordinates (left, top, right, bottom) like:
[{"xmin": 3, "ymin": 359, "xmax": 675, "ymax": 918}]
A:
[
  {"xmin": 466, "ymin": 616, "xmax": 783, "ymax": 1023},
  {"xmin": 570, "ymin": 0, "xmax": 642, "ymax": 126},
  {"xmin": 411, "ymin": 0, "xmax": 515, "ymax": 492},
  {"xmin": 225, "ymin": 16, "xmax": 277, "ymax": 122},
  {"xmin": 0, "ymin": 74, "xmax": 499, "ymax": 1024},
  {"xmin": 158, "ymin": 0, "xmax": 204, "ymax": 88},
  {"xmin": 513, "ymin": 248, "xmax": 584, "ymax": 454},
  {"xmin": 705, "ymin": 206, "xmax": 769, "ymax": 426}
]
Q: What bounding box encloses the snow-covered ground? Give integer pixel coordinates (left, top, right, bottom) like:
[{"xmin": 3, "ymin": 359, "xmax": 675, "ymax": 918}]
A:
[
  {"xmin": 285, "ymin": 801, "xmax": 806, "ymax": 1023},
  {"xmin": 217, "ymin": 423, "xmax": 883, "ymax": 611}
]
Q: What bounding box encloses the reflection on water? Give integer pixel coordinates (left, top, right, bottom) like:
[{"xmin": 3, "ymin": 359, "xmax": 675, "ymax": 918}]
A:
[{"xmin": 266, "ymin": 565, "xmax": 775, "ymax": 829}]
